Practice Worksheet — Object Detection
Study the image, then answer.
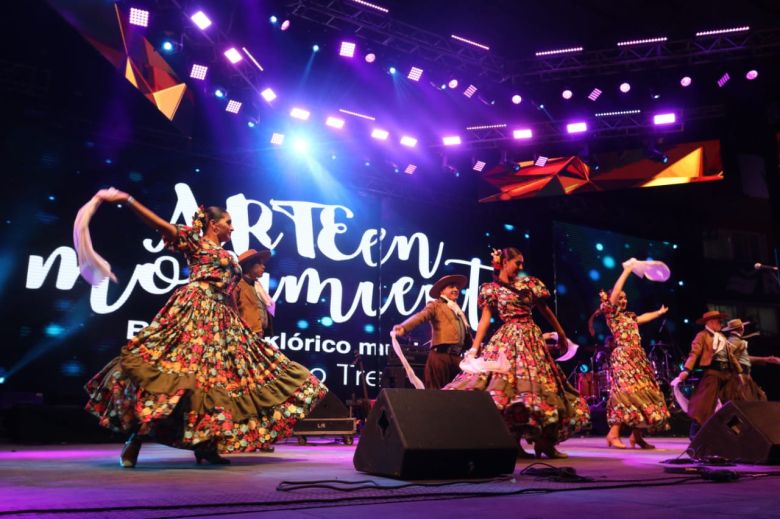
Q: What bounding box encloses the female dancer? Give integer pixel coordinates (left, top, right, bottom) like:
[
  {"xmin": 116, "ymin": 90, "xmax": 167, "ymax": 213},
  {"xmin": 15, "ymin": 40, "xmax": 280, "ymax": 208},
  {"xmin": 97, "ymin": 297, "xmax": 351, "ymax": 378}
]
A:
[
  {"xmin": 600, "ymin": 260, "xmax": 670, "ymax": 449},
  {"xmin": 446, "ymin": 248, "xmax": 590, "ymax": 458},
  {"xmin": 83, "ymin": 189, "xmax": 327, "ymax": 467}
]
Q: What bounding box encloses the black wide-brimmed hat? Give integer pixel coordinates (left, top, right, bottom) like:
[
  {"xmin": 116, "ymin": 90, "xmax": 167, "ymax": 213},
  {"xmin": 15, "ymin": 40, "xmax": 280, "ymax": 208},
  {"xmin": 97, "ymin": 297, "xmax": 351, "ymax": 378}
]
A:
[{"xmin": 429, "ymin": 274, "xmax": 467, "ymax": 298}]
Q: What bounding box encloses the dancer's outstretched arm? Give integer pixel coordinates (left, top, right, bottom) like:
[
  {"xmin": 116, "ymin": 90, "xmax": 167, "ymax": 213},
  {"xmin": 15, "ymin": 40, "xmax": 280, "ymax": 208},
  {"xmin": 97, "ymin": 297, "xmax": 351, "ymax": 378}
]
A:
[
  {"xmin": 467, "ymin": 305, "xmax": 493, "ymax": 357},
  {"xmin": 636, "ymin": 305, "xmax": 668, "ymax": 324},
  {"xmin": 537, "ymin": 301, "xmax": 568, "ymax": 355},
  {"xmin": 96, "ymin": 188, "xmax": 177, "ymax": 241},
  {"xmin": 608, "ymin": 262, "xmax": 634, "ymax": 306}
]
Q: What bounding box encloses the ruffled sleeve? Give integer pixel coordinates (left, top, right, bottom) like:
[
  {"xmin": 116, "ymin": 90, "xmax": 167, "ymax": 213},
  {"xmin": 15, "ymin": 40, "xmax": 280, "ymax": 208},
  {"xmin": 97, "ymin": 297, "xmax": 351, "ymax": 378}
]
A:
[
  {"xmin": 164, "ymin": 225, "xmax": 202, "ymax": 255},
  {"xmin": 518, "ymin": 276, "xmax": 550, "ymax": 302},
  {"xmin": 478, "ymin": 282, "xmax": 499, "ymax": 309},
  {"xmin": 599, "ymin": 289, "xmax": 616, "ymax": 315}
]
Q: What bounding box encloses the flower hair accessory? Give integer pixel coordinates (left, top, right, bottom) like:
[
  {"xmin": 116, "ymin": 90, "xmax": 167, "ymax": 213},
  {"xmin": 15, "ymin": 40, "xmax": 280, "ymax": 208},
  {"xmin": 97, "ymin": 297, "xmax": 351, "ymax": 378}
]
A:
[
  {"xmin": 192, "ymin": 205, "xmax": 207, "ymax": 234},
  {"xmin": 491, "ymin": 248, "xmax": 503, "ymax": 270}
]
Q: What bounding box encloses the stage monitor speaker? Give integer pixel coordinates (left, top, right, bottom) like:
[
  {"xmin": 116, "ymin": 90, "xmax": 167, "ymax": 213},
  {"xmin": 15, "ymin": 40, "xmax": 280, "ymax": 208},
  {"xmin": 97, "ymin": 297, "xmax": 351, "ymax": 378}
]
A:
[
  {"xmin": 688, "ymin": 401, "xmax": 780, "ymax": 464},
  {"xmin": 353, "ymin": 389, "xmax": 518, "ymax": 479},
  {"xmin": 307, "ymin": 391, "xmax": 350, "ymax": 418}
]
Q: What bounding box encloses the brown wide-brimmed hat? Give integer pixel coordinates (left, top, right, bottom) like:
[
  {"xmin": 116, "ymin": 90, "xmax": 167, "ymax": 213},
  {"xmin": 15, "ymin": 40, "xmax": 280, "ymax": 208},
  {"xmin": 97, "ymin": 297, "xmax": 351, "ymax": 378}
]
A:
[
  {"xmin": 723, "ymin": 319, "xmax": 750, "ymax": 332},
  {"xmin": 429, "ymin": 274, "xmax": 467, "ymax": 299},
  {"xmin": 695, "ymin": 310, "xmax": 728, "ymax": 325},
  {"xmin": 237, "ymin": 249, "xmax": 271, "ymax": 267}
]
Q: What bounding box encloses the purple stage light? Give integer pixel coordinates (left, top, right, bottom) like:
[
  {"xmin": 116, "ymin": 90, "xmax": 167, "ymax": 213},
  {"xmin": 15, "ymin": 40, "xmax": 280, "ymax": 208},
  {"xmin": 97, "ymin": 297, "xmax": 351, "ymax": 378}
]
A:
[
  {"xmin": 442, "ymin": 136, "xmax": 462, "ymax": 146},
  {"xmin": 351, "ymin": 0, "xmax": 390, "ymax": 13},
  {"xmin": 535, "ymin": 156, "xmax": 548, "ymax": 167},
  {"xmin": 717, "ymin": 73, "xmax": 730, "ymax": 87},
  {"xmin": 270, "ymin": 133, "xmax": 285, "ymax": 145},
  {"xmin": 225, "ymin": 100, "xmax": 242, "ymax": 114},
  {"xmin": 535, "ymin": 46, "xmax": 583, "ymax": 57},
  {"xmin": 242, "ymin": 47, "xmax": 264, "ymax": 71},
  {"xmin": 588, "ymin": 88, "xmax": 602, "ymax": 101},
  {"xmin": 562, "ymin": 89, "xmax": 573, "ymax": 100},
  {"xmin": 189, "ymin": 64, "xmax": 208, "ymax": 80},
  {"xmin": 473, "ymin": 161, "xmax": 486, "ymax": 172},
  {"xmin": 290, "ymin": 107, "xmax": 310, "ymax": 120},
  {"xmin": 617, "ymin": 36, "xmax": 667, "ymax": 46},
  {"xmin": 280, "ymin": 19, "xmax": 291, "ymax": 31},
  {"xmin": 364, "ymin": 53, "xmax": 376, "ymax": 63},
  {"xmin": 595, "ymin": 109, "xmax": 641, "ymax": 117},
  {"xmin": 260, "ymin": 88, "xmax": 277, "ymax": 102},
  {"xmin": 191, "ymin": 11, "xmax": 212, "ymax": 30},
  {"xmin": 129, "ymin": 8, "xmax": 149, "ymax": 27},
  {"xmin": 448, "ymin": 79, "xmax": 459, "ymax": 89},
  {"xmin": 466, "ymin": 123, "xmax": 506, "ymax": 130},
  {"xmin": 339, "ymin": 41, "xmax": 356, "ymax": 57},
  {"xmin": 404, "ymin": 164, "xmax": 417, "ymax": 174},
  {"xmin": 746, "ymin": 70, "xmax": 758, "ymax": 80},
  {"xmin": 619, "ymin": 82, "xmax": 631, "ymax": 93},
  {"xmin": 463, "ymin": 85, "xmax": 478, "ymax": 98},
  {"xmin": 653, "ymin": 113, "xmax": 676, "ymax": 125},
  {"xmin": 224, "ymin": 48, "xmax": 243, "ymax": 64},
  {"xmin": 512, "ymin": 128, "xmax": 533, "ymax": 140},
  {"xmin": 680, "ymin": 76, "xmax": 692, "ymax": 87},
  {"xmin": 696, "ymin": 26, "xmax": 749, "ymax": 37},
  {"xmin": 371, "ymin": 128, "xmax": 389, "ymax": 140},
  {"xmin": 567, "ymin": 122, "xmax": 588, "ymax": 134},
  {"xmin": 339, "ymin": 108, "xmax": 376, "ymax": 121},
  {"xmin": 451, "ymin": 34, "xmax": 490, "ymax": 51},
  {"xmin": 511, "ymin": 94, "xmax": 522, "ymax": 105},
  {"xmin": 326, "ymin": 116, "xmax": 345, "ymax": 129},
  {"xmin": 400, "ymin": 136, "xmax": 417, "ymax": 147},
  {"xmin": 407, "ymin": 67, "xmax": 423, "ymax": 81}
]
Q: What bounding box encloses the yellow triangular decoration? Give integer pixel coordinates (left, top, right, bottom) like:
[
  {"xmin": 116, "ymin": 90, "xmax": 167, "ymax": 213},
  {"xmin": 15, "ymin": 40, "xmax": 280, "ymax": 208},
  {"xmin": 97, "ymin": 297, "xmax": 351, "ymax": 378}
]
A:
[
  {"xmin": 642, "ymin": 147, "xmax": 703, "ymax": 187},
  {"xmin": 151, "ymin": 83, "xmax": 187, "ymax": 121},
  {"xmin": 124, "ymin": 58, "xmax": 138, "ymax": 88}
]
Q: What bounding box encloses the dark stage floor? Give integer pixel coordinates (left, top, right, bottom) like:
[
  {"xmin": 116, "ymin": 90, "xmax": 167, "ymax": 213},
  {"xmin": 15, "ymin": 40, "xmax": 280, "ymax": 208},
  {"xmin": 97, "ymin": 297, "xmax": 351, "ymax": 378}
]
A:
[{"xmin": 1, "ymin": 437, "xmax": 779, "ymax": 518}]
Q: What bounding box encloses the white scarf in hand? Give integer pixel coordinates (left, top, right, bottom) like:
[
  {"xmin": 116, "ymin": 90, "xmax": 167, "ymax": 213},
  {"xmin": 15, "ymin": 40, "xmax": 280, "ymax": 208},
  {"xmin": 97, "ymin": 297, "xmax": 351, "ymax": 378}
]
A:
[{"xmin": 705, "ymin": 325, "xmax": 728, "ymax": 354}]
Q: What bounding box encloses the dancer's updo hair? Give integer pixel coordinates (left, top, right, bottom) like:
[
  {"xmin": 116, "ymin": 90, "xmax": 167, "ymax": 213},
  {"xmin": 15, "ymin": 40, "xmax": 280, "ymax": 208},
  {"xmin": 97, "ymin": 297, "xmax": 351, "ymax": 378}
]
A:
[
  {"xmin": 490, "ymin": 247, "xmax": 523, "ymax": 281},
  {"xmin": 192, "ymin": 205, "xmax": 226, "ymax": 234}
]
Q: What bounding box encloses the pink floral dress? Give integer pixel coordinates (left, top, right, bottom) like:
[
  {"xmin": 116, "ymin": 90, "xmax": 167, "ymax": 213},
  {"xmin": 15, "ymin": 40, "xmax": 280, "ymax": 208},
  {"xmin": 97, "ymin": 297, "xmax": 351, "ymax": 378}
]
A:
[
  {"xmin": 85, "ymin": 225, "xmax": 327, "ymax": 453},
  {"xmin": 446, "ymin": 278, "xmax": 590, "ymax": 442},
  {"xmin": 600, "ymin": 291, "xmax": 669, "ymax": 430}
]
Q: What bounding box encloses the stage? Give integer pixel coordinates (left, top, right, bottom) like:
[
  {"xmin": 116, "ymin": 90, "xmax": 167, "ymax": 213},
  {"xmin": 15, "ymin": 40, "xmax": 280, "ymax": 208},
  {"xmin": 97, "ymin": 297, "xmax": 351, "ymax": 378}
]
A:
[{"xmin": 2, "ymin": 437, "xmax": 778, "ymax": 518}]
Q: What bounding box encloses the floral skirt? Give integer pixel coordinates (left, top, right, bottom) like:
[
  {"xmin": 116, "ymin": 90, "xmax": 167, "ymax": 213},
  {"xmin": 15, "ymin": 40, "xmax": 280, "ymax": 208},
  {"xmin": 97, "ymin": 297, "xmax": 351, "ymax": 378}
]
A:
[
  {"xmin": 85, "ymin": 283, "xmax": 327, "ymax": 453},
  {"xmin": 607, "ymin": 344, "xmax": 670, "ymax": 430}
]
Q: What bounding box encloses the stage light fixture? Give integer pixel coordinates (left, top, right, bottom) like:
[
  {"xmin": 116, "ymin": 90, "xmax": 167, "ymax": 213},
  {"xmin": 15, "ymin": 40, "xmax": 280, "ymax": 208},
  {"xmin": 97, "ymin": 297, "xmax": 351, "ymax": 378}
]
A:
[
  {"xmin": 567, "ymin": 122, "xmax": 588, "ymax": 134},
  {"xmin": 388, "ymin": 66, "xmax": 397, "ymax": 75},
  {"xmin": 364, "ymin": 53, "xmax": 376, "ymax": 63},
  {"xmin": 463, "ymin": 85, "xmax": 478, "ymax": 98},
  {"xmin": 224, "ymin": 47, "xmax": 243, "ymax": 64},
  {"xmin": 269, "ymin": 15, "xmax": 278, "ymax": 24},
  {"xmin": 280, "ymin": 19, "xmax": 291, "ymax": 31},
  {"xmin": 292, "ymin": 138, "xmax": 309, "ymax": 153},
  {"xmin": 450, "ymin": 34, "xmax": 490, "ymax": 51},
  {"xmin": 448, "ymin": 79, "xmax": 459, "ymax": 89},
  {"xmin": 190, "ymin": 64, "xmax": 208, "ymax": 80},
  {"xmin": 312, "ymin": 44, "xmax": 320, "ymax": 52},
  {"xmin": 404, "ymin": 164, "xmax": 417, "ymax": 174},
  {"xmin": 400, "ymin": 136, "xmax": 417, "ymax": 147},
  {"xmin": 562, "ymin": 89, "xmax": 573, "ymax": 100},
  {"xmin": 717, "ymin": 73, "xmax": 730, "ymax": 87},
  {"xmin": 473, "ymin": 161, "xmax": 486, "ymax": 172},
  {"xmin": 466, "ymin": 123, "xmax": 506, "ymax": 130},
  {"xmin": 619, "ymin": 82, "xmax": 631, "ymax": 93},
  {"xmin": 617, "ymin": 36, "xmax": 667, "ymax": 46},
  {"xmin": 225, "ymin": 100, "xmax": 242, "ymax": 114},
  {"xmin": 351, "ymin": 0, "xmax": 390, "ymax": 13},
  {"xmin": 260, "ymin": 88, "xmax": 277, "ymax": 102},
  {"xmin": 680, "ymin": 76, "xmax": 692, "ymax": 87},
  {"xmin": 339, "ymin": 41, "xmax": 356, "ymax": 57},
  {"xmin": 595, "ymin": 109, "xmax": 641, "ymax": 117},
  {"xmin": 442, "ymin": 136, "xmax": 462, "ymax": 146},
  {"xmin": 696, "ymin": 26, "xmax": 749, "ymax": 37},
  {"xmin": 653, "ymin": 112, "xmax": 676, "ymax": 125},
  {"xmin": 407, "ymin": 67, "xmax": 423, "ymax": 81},
  {"xmin": 588, "ymin": 88, "xmax": 602, "ymax": 101},
  {"xmin": 339, "ymin": 108, "xmax": 376, "ymax": 121},
  {"xmin": 214, "ymin": 88, "xmax": 226, "ymax": 98},
  {"xmin": 270, "ymin": 133, "xmax": 285, "ymax": 145},
  {"xmin": 161, "ymin": 40, "xmax": 175, "ymax": 53},
  {"xmin": 535, "ymin": 46, "xmax": 583, "ymax": 56},
  {"xmin": 746, "ymin": 70, "xmax": 758, "ymax": 80},
  {"xmin": 535, "ymin": 156, "xmax": 548, "ymax": 167},
  {"xmin": 512, "ymin": 128, "xmax": 533, "ymax": 140},
  {"xmin": 247, "ymin": 121, "xmax": 256, "ymax": 128},
  {"xmin": 511, "ymin": 94, "xmax": 522, "ymax": 104},
  {"xmin": 242, "ymin": 47, "xmax": 264, "ymax": 71},
  {"xmin": 371, "ymin": 128, "xmax": 389, "ymax": 140},
  {"xmin": 190, "ymin": 11, "xmax": 212, "ymax": 30},
  {"xmin": 326, "ymin": 116, "xmax": 345, "ymax": 129},
  {"xmin": 129, "ymin": 8, "xmax": 149, "ymax": 27},
  {"xmin": 290, "ymin": 107, "xmax": 311, "ymax": 120}
]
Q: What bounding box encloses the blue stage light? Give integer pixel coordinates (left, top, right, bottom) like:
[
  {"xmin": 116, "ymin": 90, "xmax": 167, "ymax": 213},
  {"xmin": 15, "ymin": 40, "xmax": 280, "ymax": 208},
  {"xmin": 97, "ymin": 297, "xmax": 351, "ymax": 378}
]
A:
[
  {"xmin": 321, "ymin": 316, "xmax": 334, "ymax": 327},
  {"xmin": 161, "ymin": 40, "xmax": 175, "ymax": 53},
  {"xmin": 595, "ymin": 243, "xmax": 604, "ymax": 251},
  {"xmin": 269, "ymin": 15, "xmax": 278, "ymax": 24},
  {"xmin": 364, "ymin": 323, "xmax": 375, "ymax": 333},
  {"xmin": 312, "ymin": 44, "xmax": 320, "ymax": 52},
  {"xmin": 296, "ymin": 319, "xmax": 309, "ymax": 330},
  {"xmin": 589, "ymin": 269, "xmax": 601, "ymax": 281},
  {"xmin": 504, "ymin": 223, "xmax": 515, "ymax": 231},
  {"xmin": 602, "ymin": 256, "xmax": 616, "ymax": 268}
]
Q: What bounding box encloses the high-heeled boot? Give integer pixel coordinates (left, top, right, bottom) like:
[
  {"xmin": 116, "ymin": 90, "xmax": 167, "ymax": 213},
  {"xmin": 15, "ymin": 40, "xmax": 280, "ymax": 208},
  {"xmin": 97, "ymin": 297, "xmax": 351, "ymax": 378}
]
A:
[
  {"xmin": 629, "ymin": 429, "xmax": 655, "ymax": 449},
  {"xmin": 120, "ymin": 433, "xmax": 142, "ymax": 468},
  {"xmin": 194, "ymin": 444, "xmax": 231, "ymax": 465}
]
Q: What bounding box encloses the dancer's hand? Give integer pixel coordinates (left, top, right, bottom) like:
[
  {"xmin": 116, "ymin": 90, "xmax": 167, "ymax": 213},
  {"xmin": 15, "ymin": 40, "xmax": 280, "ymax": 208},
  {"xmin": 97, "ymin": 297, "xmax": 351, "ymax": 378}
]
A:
[
  {"xmin": 767, "ymin": 356, "xmax": 780, "ymax": 365},
  {"xmin": 96, "ymin": 187, "xmax": 130, "ymax": 203},
  {"xmin": 392, "ymin": 325, "xmax": 405, "ymax": 337},
  {"xmin": 622, "ymin": 257, "xmax": 638, "ymax": 270},
  {"xmin": 657, "ymin": 305, "xmax": 669, "ymax": 315}
]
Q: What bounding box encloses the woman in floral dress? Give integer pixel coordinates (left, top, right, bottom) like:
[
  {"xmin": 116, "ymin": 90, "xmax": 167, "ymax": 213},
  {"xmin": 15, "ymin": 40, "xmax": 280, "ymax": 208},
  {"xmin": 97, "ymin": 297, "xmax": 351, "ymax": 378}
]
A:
[
  {"xmin": 599, "ymin": 261, "xmax": 670, "ymax": 449},
  {"xmin": 445, "ymin": 248, "xmax": 590, "ymax": 458},
  {"xmin": 84, "ymin": 189, "xmax": 327, "ymax": 467}
]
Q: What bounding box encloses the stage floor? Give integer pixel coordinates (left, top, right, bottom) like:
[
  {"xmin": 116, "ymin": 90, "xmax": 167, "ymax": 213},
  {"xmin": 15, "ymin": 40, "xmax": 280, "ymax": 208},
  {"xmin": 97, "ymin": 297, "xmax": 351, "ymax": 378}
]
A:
[{"xmin": 2, "ymin": 437, "xmax": 779, "ymax": 518}]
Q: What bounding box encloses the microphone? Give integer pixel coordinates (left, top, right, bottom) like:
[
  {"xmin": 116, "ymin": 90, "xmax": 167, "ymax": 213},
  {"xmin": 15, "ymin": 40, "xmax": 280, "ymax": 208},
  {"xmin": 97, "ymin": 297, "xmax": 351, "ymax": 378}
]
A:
[
  {"xmin": 754, "ymin": 263, "xmax": 779, "ymax": 272},
  {"xmin": 658, "ymin": 318, "xmax": 667, "ymax": 334}
]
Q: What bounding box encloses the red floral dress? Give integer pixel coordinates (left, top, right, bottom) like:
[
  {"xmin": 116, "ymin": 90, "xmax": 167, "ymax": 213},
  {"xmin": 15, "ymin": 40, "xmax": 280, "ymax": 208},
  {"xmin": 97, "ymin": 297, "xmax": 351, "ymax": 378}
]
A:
[
  {"xmin": 600, "ymin": 291, "xmax": 669, "ymax": 430},
  {"xmin": 446, "ymin": 278, "xmax": 590, "ymax": 442},
  {"xmin": 85, "ymin": 225, "xmax": 327, "ymax": 453}
]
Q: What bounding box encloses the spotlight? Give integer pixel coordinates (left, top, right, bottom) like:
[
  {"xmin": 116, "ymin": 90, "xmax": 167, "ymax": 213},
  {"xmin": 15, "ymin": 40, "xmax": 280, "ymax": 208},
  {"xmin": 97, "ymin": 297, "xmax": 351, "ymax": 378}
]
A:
[
  {"xmin": 400, "ymin": 136, "xmax": 417, "ymax": 147},
  {"xmin": 214, "ymin": 88, "xmax": 226, "ymax": 98},
  {"xmin": 473, "ymin": 160, "xmax": 486, "ymax": 172},
  {"xmin": 225, "ymin": 100, "xmax": 242, "ymax": 114},
  {"xmin": 407, "ymin": 67, "xmax": 423, "ymax": 81},
  {"xmin": 619, "ymin": 82, "xmax": 631, "ymax": 93},
  {"xmin": 325, "ymin": 116, "xmax": 345, "ymax": 129},
  {"xmin": 404, "ymin": 164, "xmax": 417, "ymax": 174},
  {"xmin": 260, "ymin": 88, "xmax": 277, "ymax": 102},
  {"xmin": 339, "ymin": 41, "xmax": 356, "ymax": 57},
  {"xmin": 290, "ymin": 107, "xmax": 311, "ymax": 120},
  {"xmin": 535, "ymin": 156, "xmax": 548, "ymax": 167},
  {"xmin": 562, "ymin": 89, "xmax": 573, "ymax": 100},
  {"xmin": 247, "ymin": 120, "xmax": 256, "ymax": 128},
  {"xmin": 190, "ymin": 11, "xmax": 212, "ymax": 30},
  {"xmin": 312, "ymin": 44, "xmax": 320, "ymax": 52},
  {"xmin": 567, "ymin": 122, "xmax": 588, "ymax": 134},
  {"xmin": 371, "ymin": 128, "xmax": 389, "ymax": 140},
  {"xmin": 463, "ymin": 85, "xmax": 478, "ymax": 98},
  {"xmin": 717, "ymin": 72, "xmax": 730, "ymax": 87},
  {"xmin": 280, "ymin": 19, "xmax": 291, "ymax": 31},
  {"xmin": 511, "ymin": 94, "xmax": 522, "ymax": 104},
  {"xmin": 588, "ymin": 88, "xmax": 602, "ymax": 101},
  {"xmin": 746, "ymin": 69, "xmax": 758, "ymax": 80},
  {"xmin": 653, "ymin": 112, "xmax": 676, "ymax": 125},
  {"xmin": 365, "ymin": 52, "xmax": 376, "ymax": 63},
  {"xmin": 511, "ymin": 163, "xmax": 521, "ymax": 172},
  {"xmin": 190, "ymin": 64, "xmax": 208, "ymax": 80},
  {"xmin": 129, "ymin": 8, "xmax": 149, "ymax": 27},
  {"xmin": 442, "ymin": 135, "xmax": 461, "ymax": 146},
  {"xmin": 512, "ymin": 128, "xmax": 533, "ymax": 140},
  {"xmin": 448, "ymin": 79, "xmax": 459, "ymax": 89},
  {"xmin": 270, "ymin": 133, "xmax": 285, "ymax": 145},
  {"xmin": 269, "ymin": 15, "xmax": 278, "ymax": 24},
  {"xmin": 388, "ymin": 66, "xmax": 397, "ymax": 75},
  {"xmin": 161, "ymin": 40, "xmax": 175, "ymax": 53},
  {"xmin": 224, "ymin": 47, "xmax": 243, "ymax": 64},
  {"xmin": 680, "ymin": 76, "xmax": 692, "ymax": 87},
  {"xmin": 292, "ymin": 138, "xmax": 309, "ymax": 153}
]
